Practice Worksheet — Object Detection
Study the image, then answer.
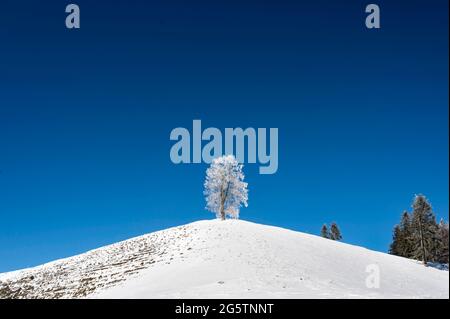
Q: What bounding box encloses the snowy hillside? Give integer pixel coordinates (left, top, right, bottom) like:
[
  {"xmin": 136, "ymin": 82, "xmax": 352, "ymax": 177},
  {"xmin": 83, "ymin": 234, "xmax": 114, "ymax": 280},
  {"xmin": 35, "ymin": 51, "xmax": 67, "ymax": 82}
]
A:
[{"xmin": 0, "ymin": 219, "xmax": 448, "ymax": 299}]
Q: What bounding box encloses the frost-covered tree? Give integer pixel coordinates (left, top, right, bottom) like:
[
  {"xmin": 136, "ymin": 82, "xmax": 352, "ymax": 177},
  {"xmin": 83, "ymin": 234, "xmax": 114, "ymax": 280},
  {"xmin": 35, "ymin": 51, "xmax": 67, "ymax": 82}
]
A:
[
  {"xmin": 330, "ymin": 222, "xmax": 342, "ymax": 241},
  {"xmin": 204, "ymin": 155, "xmax": 248, "ymax": 220}
]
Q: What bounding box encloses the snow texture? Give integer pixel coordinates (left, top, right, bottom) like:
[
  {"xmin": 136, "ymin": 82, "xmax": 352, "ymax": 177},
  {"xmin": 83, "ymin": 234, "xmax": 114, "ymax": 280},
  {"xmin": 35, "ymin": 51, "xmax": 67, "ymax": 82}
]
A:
[{"xmin": 0, "ymin": 219, "xmax": 448, "ymax": 299}]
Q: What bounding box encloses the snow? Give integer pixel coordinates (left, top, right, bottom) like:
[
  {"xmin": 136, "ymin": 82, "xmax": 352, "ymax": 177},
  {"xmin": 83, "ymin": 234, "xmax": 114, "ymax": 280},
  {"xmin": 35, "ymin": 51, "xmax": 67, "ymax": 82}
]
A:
[{"xmin": 0, "ymin": 219, "xmax": 448, "ymax": 299}]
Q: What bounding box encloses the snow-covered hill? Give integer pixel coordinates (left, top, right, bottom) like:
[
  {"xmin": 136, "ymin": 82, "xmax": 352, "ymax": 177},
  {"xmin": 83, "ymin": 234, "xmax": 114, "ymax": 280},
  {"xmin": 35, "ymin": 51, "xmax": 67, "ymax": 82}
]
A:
[{"xmin": 0, "ymin": 219, "xmax": 448, "ymax": 299}]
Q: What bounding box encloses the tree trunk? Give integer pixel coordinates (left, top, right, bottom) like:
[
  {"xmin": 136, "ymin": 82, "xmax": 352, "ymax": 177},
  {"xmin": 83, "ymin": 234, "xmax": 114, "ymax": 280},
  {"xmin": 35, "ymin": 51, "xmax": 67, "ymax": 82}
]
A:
[
  {"xmin": 219, "ymin": 202, "xmax": 225, "ymax": 220},
  {"xmin": 218, "ymin": 180, "xmax": 230, "ymax": 221},
  {"xmin": 418, "ymin": 218, "xmax": 427, "ymax": 265},
  {"xmin": 219, "ymin": 183, "xmax": 226, "ymax": 220}
]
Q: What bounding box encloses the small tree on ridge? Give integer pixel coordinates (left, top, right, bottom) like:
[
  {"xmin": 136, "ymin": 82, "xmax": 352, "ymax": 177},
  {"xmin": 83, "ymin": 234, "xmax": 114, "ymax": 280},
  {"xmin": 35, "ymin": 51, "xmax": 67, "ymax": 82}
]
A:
[{"xmin": 204, "ymin": 155, "xmax": 248, "ymax": 220}]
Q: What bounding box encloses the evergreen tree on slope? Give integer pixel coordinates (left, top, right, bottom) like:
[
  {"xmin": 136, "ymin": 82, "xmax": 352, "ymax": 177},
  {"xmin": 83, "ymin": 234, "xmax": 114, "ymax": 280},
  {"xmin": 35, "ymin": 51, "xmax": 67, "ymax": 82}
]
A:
[
  {"xmin": 410, "ymin": 195, "xmax": 439, "ymax": 264},
  {"xmin": 330, "ymin": 222, "xmax": 342, "ymax": 241},
  {"xmin": 321, "ymin": 224, "xmax": 330, "ymax": 239}
]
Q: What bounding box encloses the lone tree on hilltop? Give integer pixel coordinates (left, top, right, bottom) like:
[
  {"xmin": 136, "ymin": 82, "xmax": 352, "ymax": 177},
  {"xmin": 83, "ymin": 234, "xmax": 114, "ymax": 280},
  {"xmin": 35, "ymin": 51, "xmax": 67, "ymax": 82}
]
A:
[{"xmin": 204, "ymin": 155, "xmax": 248, "ymax": 220}]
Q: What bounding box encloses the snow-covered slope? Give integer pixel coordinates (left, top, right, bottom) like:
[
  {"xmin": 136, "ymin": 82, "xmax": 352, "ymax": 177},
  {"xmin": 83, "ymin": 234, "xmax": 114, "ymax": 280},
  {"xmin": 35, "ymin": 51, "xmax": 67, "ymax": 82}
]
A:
[{"xmin": 0, "ymin": 219, "xmax": 448, "ymax": 299}]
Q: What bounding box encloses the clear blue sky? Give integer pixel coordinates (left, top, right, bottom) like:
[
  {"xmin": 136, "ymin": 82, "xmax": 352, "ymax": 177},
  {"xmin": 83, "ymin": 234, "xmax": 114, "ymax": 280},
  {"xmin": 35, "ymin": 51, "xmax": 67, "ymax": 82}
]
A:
[{"xmin": 0, "ymin": 0, "xmax": 448, "ymax": 272}]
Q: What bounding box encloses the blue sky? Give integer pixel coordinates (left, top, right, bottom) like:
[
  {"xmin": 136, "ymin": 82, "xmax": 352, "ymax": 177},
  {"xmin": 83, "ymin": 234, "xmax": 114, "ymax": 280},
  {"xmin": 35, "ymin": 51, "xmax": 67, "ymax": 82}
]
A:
[{"xmin": 0, "ymin": 0, "xmax": 448, "ymax": 272}]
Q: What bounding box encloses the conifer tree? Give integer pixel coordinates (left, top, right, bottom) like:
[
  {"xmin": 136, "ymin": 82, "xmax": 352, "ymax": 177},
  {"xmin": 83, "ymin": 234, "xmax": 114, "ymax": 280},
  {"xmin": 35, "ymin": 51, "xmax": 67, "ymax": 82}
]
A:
[
  {"xmin": 436, "ymin": 219, "xmax": 449, "ymax": 264},
  {"xmin": 410, "ymin": 195, "xmax": 438, "ymax": 264},
  {"xmin": 321, "ymin": 224, "xmax": 330, "ymax": 239},
  {"xmin": 330, "ymin": 222, "xmax": 342, "ymax": 241},
  {"xmin": 389, "ymin": 225, "xmax": 402, "ymax": 256},
  {"xmin": 398, "ymin": 211, "xmax": 414, "ymax": 258},
  {"xmin": 389, "ymin": 196, "xmax": 448, "ymax": 265}
]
